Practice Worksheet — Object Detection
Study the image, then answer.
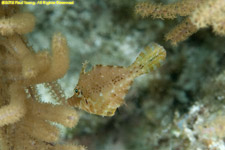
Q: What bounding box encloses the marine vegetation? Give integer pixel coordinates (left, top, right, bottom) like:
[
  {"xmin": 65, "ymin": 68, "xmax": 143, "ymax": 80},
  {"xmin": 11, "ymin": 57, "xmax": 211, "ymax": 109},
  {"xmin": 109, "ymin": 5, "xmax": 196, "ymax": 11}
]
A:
[{"xmin": 135, "ymin": 0, "xmax": 225, "ymax": 45}]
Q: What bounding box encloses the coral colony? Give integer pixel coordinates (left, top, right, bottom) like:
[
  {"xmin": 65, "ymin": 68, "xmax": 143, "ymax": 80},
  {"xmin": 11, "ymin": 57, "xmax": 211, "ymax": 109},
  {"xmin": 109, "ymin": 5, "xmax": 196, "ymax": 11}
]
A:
[
  {"xmin": 135, "ymin": 0, "xmax": 225, "ymax": 45},
  {"xmin": 0, "ymin": 5, "xmax": 84, "ymax": 150}
]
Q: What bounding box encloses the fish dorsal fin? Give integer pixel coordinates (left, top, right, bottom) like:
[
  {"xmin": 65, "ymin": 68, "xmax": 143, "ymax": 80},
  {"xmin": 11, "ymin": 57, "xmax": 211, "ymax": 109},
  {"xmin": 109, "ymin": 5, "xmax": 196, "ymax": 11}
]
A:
[{"xmin": 81, "ymin": 60, "xmax": 89, "ymax": 75}]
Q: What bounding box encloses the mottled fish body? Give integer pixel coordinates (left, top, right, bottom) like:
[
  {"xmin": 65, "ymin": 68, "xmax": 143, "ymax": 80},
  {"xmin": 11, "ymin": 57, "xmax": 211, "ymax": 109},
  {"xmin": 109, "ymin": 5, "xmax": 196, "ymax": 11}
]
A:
[{"xmin": 68, "ymin": 43, "xmax": 166, "ymax": 116}]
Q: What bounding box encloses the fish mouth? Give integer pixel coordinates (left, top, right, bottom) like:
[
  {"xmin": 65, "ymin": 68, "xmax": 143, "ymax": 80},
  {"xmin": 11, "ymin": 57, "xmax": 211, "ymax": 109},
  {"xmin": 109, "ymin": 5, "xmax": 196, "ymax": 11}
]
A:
[{"xmin": 67, "ymin": 96, "xmax": 82, "ymax": 106}]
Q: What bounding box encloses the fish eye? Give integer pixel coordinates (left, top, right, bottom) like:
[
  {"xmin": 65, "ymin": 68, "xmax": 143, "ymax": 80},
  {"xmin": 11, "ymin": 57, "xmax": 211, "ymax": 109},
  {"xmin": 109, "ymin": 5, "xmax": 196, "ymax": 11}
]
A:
[{"xmin": 75, "ymin": 89, "xmax": 78, "ymax": 93}]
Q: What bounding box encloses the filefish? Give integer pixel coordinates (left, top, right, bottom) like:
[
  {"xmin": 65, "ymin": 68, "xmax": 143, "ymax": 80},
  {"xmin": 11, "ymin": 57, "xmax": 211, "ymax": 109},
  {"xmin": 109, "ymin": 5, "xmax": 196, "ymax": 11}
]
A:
[{"xmin": 68, "ymin": 43, "xmax": 166, "ymax": 116}]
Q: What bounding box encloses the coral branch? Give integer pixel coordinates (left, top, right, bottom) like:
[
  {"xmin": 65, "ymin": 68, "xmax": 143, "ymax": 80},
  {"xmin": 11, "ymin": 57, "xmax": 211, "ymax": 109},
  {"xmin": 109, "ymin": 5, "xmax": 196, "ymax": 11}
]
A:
[
  {"xmin": 34, "ymin": 33, "xmax": 69, "ymax": 83},
  {"xmin": 165, "ymin": 18, "xmax": 198, "ymax": 45},
  {"xmin": 135, "ymin": 0, "xmax": 200, "ymax": 19},
  {"xmin": 135, "ymin": 0, "xmax": 225, "ymax": 45},
  {"xmin": 21, "ymin": 116, "xmax": 59, "ymax": 142},
  {"xmin": 44, "ymin": 81, "xmax": 67, "ymax": 104},
  {"xmin": 0, "ymin": 84, "xmax": 26, "ymax": 127},
  {"xmin": 0, "ymin": 13, "xmax": 35, "ymax": 36},
  {"xmin": 190, "ymin": 0, "xmax": 225, "ymax": 35},
  {"xmin": 27, "ymin": 100, "xmax": 79, "ymax": 128},
  {"xmin": 0, "ymin": 6, "xmax": 83, "ymax": 150}
]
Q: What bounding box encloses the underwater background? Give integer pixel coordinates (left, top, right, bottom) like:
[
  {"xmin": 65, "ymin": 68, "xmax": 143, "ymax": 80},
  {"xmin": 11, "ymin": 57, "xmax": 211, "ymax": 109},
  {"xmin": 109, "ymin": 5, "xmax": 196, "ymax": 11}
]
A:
[{"xmin": 22, "ymin": 0, "xmax": 225, "ymax": 149}]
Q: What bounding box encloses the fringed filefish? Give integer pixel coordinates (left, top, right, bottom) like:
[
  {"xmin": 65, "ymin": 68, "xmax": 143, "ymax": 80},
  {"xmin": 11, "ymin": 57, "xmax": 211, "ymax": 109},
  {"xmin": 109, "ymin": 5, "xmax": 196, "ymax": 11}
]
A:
[{"xmin": 68, "ymin": 43, "xmax": 166, "ymax": 116}]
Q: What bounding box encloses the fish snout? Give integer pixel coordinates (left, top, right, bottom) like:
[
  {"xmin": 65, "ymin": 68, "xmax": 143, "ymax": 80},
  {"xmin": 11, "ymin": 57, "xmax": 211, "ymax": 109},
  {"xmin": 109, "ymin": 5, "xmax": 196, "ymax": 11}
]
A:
[{"xmin": 67, "ymin": 96, "xmax": 82, "ymax": 106}]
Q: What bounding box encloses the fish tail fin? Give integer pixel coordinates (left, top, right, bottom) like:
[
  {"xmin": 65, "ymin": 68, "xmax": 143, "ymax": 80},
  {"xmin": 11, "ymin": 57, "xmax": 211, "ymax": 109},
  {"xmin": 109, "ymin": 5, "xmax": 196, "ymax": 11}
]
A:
[{"xmin": 129, "ymin": 43, "xmax": 166, "ymax": 76}]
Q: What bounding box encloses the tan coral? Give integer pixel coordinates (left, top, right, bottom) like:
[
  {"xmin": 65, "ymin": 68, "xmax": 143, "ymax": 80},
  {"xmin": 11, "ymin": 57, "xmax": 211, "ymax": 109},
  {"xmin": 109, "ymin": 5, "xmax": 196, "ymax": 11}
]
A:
[
  {"xmin": 190, "ymin": 0, "xmax": 225, "ymax": 36},
  {"xmin": 135, "ymin": 0, "xmax": 199, "ymax": 19},
  {"xmin": 135, "ymin": 0, "xmax": 225, "ymax": 45},
  {"xmin": 0, "ymin": 13, "xmax": 35, "ymax": 36},
  {"xmin": 165, "ymin": 18, "xmax": 198, "ymax": 46},
  {"xmin": 0, "ymin": 83, "xmax": 26, "ymax": 127},
  {"xmin": 0, "ymin": 4, "xmax": 84, "ymax": 150}
]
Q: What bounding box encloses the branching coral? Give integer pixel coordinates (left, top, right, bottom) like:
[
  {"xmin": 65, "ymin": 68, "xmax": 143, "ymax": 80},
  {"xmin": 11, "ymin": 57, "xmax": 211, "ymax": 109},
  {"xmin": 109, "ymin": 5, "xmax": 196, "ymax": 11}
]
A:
[
  {"xmin": 0, "ymin": 4, "xmax": 85, "ymax": 150},
  {"xmin": 190, "ymin": 0, "xmax": 225, "ymax": 36},
  {"xmin": 135, "ymin": 0, "xmax": 225, "ymax": 45}
]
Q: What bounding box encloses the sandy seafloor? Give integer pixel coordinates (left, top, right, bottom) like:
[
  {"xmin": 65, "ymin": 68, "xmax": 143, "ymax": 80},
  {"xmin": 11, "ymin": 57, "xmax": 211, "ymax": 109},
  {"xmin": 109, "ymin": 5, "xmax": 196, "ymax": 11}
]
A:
[{"xmin": 23, "ymin": 0, "xmax": 225, "ymax": 150}]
